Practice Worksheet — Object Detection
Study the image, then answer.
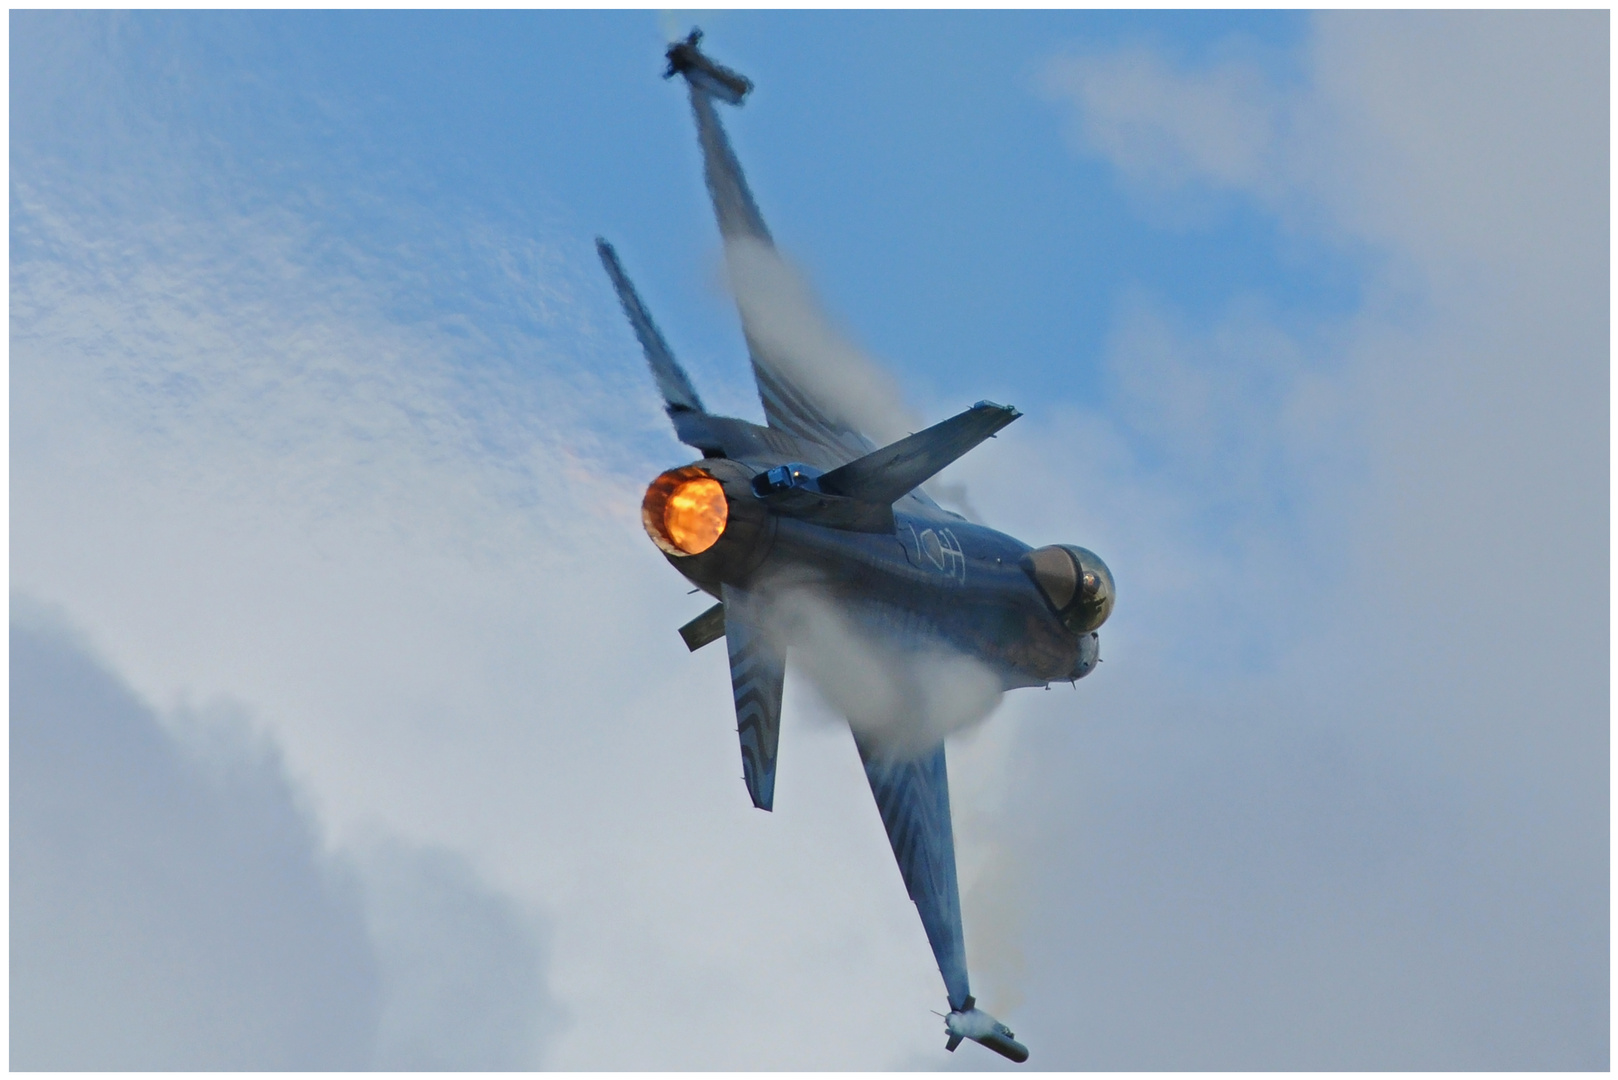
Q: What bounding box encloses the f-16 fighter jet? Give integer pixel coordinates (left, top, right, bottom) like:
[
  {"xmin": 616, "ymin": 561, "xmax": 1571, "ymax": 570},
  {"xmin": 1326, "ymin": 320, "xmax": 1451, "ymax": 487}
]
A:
[{"xmin": 597, "ymin": 30, "xmax": 1115, "ymax": 1066}]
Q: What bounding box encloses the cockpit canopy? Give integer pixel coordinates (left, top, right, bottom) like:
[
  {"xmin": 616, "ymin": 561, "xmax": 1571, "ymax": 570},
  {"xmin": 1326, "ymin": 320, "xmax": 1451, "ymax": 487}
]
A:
[{"xmin": 1020, "ymin": 544, "xmax": 1114, "ymax": 634}]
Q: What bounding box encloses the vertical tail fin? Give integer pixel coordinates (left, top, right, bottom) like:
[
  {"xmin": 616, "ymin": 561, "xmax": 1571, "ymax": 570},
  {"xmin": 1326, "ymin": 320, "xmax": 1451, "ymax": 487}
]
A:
[{"xmin": 595, "ymin": 238, "xmax": 706, "ymax": 416}]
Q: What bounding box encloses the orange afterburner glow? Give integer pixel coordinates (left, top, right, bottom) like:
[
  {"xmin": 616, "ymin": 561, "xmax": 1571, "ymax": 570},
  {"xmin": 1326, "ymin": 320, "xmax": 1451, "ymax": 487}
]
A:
[
  {"xmin": 643, "ymin": 467, "xmax": 729, "ymax": 556},
  {"xmin": 665, "ymin": 477, "xmax": 727, "ymax": 552}
]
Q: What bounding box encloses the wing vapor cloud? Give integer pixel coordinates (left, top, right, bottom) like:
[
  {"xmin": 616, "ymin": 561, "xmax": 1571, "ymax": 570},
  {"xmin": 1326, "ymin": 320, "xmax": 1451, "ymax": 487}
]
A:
[
  {"xmin": 725, "ymin": 236, "xmax": 921, "ymax": 449},
  {"xmin": 757, "ymin": 582, "xmax": 1005, "ymax": 760}
]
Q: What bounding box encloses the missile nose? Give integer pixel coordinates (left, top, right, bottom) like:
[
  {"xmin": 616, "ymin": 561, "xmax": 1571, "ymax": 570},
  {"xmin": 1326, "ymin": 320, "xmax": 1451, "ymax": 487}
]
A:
[{"xmin": 943, "ymin": 1004, "xmax": 1030, "ymax": 1063}]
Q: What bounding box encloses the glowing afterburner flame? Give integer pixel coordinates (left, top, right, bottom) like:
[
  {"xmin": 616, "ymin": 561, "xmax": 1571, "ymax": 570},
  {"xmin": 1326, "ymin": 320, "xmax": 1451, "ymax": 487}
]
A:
[{"xmin": 663, "ymin": 477, "xmax": 727, "ymax": 554}]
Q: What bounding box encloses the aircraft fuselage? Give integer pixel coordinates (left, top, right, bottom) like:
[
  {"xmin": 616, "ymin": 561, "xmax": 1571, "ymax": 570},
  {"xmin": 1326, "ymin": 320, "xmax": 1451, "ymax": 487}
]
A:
[
  {"xmin": 601, "ymin": 30, "xmax": 1115, "ymax": 1060},
  {"xmin": 646, "ymin": 447, "xmax": 1101, "ymax": 688}
]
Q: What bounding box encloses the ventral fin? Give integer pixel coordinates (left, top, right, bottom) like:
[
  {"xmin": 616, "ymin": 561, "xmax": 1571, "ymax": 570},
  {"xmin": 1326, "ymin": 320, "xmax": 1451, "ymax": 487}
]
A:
[{"xmin": 679, "ymin": 602, "xmax": 726, "ymax": 652}]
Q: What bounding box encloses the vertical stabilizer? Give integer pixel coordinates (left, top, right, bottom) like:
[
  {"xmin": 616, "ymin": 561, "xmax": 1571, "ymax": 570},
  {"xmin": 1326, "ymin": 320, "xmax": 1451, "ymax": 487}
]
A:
[{"xmin": 595, "ymin": 238, "xmax": 705, "ymax": 416}]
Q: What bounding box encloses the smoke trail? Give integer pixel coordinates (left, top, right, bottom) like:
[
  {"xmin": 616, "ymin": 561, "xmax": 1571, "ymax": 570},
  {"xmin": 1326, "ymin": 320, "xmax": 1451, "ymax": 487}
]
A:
[{"xmin": 724, "ymin": 237, "xmax": 921, "ymax": 448}]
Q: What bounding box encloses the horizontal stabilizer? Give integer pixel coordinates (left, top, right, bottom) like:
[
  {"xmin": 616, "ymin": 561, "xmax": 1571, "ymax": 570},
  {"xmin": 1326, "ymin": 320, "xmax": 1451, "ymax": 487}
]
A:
[
  {"xmin": 817, "ymin": 401, "xmax": 1020, "ymax": 506},
  {"xmin": 678, "ymin": 602, "xmax": 725, "ymax": 652},
  {"xmin": 596, "ymin": 238, "xmax": 706, "ymax": 416}
]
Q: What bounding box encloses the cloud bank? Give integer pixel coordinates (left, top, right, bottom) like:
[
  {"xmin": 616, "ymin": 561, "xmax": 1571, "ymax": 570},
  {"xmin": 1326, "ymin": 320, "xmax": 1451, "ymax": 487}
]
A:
[
  {"xmin": 11, "ymin": 604, "xmax": 556, "ymax": 1069},
  {"xmin": 9, "ymin": 10, "xmax": 1605, "ymax": 1071},
  {"xmin": 10, "ymin": 12, "xmax": 981, "ymax": 1068},
  {"xmin": 948, "ymin": 11, "xmax": 1605, "ymax": 1068}
]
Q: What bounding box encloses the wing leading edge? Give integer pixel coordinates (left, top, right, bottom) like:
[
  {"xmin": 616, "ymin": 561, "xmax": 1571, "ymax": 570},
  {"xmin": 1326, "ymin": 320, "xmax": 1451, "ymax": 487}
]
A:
[
  {"xmin": 862, "ymin": 737, "xmax": 1029, "ymax": 1061},
  {"xmin": 677, "ymin": 41, "xmax": 879, "ymax": 468}
]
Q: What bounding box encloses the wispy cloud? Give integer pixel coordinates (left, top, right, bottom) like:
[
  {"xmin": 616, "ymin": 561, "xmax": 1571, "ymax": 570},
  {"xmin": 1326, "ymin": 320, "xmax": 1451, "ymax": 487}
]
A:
[
  {"xmin": 10, "ymin": 12, "xmax": 978, "ymax": 1068},
  {"xmin": 984, "ymin": 12, "xmax": 1607, "ymax": 1067},
  {"xmin": 11, "ymin": 10, "xmax": 1605, "ymax": 1071}
]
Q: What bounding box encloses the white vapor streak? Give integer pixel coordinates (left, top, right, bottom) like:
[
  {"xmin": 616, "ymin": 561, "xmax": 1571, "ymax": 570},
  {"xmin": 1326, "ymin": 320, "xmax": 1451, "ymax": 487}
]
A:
[
  {"xmin": 759, "ymin": 586, "xmax": 1004, "ymax": 759},
  {"xmin": 724, "ymin": 237, "xmax": 920, "ymax": 447}
]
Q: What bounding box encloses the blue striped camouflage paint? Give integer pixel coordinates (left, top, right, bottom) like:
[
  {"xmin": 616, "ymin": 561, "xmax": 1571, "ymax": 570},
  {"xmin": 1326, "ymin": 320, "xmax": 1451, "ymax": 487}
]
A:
[
  {"xmin": 857, "ymin": 738, "xmax": 972, "ymax": 1011},
  {"xmin": 721, "ymin": 583, "xmax": 784, "ymax": 811}
]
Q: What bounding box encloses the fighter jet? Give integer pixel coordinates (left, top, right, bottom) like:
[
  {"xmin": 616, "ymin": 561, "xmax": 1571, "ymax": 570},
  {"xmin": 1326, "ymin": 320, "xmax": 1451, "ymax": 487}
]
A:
[{"xmin": 597, "ymin": 31, "xmax": 1114, "ymax": 1065}]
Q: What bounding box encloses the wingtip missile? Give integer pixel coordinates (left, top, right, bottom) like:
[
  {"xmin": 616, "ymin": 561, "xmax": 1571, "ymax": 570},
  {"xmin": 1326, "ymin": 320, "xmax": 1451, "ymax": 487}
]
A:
[
  {"xmin": 944, "ymin": 998, "xmax": 1030, "ymax": 1064},
  {"xmin": 664, "ymin": 27, "xmax": 753, "ymax": 105}
]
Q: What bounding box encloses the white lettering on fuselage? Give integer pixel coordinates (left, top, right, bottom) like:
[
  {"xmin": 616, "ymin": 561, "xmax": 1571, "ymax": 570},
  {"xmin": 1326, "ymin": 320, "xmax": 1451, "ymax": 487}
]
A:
[{"xmin": 903, "ymin": 523, "xmax": 966, "ymax": 585}]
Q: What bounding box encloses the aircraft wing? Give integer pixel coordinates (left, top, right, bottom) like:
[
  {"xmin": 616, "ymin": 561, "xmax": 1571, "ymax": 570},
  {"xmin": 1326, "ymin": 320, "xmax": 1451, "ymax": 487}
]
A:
[
  {"xmin": 681, "ymin": 56, "xmax": 880, "ymax": 467},
  {"xmin": 598, "ymin": 235, "xmax": 836, "ymax": 466},
  {"xmin": 856, "ymin": 736, "xmax": 972, "ymax": 1012}
]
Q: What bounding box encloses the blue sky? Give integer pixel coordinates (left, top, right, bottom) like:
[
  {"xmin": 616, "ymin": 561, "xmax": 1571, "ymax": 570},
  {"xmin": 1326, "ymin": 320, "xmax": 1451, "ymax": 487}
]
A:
[
  {"xmin": 11, "ymin": 10, "xmax": 1607, "ymax": 1070},
  {"xmin": 14, "ymin": 11, "xmax": 1356, "ymax": 425}
]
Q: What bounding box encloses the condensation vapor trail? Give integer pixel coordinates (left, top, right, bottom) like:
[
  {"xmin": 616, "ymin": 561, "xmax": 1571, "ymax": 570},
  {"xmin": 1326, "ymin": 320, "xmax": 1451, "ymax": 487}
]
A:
[{"xmin": 687, "ymin": 81, "xmax": 921, "ymax": 450}]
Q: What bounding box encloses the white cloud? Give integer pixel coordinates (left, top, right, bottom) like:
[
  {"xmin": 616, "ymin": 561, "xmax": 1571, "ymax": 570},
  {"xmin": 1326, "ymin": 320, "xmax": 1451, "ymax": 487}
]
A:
[
  {"xmin": 1008, "ymin": 12, "xmax": 1607, "ymax": 1067},
  {"xmin": 11, "ymin": 604, "xmax": 556, "ymax": 1069},
  {"xmin": 356, "ymin": 837, "xmax": 561, "ymax": 1069},
  {"xmin": 11, "ymin": 11, "xmax": 1604, "ymax": 1071},
  {"xmin": 1042, "ymin": 45, "xmax": 1282, "ymax": 193},
  {"xmin": 9, "ymin": 15, "xmax": 990, "ymax": 1068},
  {"xmin": 1039, "ymin": 9, "xmax": 1606, "ymax": 771},
  {"xmin": 10, "ymin": 186, "xmax": 953, "ymax": 1069}
]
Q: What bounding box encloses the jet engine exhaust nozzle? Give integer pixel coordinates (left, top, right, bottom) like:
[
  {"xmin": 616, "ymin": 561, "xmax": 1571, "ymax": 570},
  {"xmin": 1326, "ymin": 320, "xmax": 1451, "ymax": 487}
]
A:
[
  {"xmin": 644, "ymin": 465, "xmax": 728, "ymax": 556},
  {"xmin": 641, "ymin": 460, "xmax": 778, "ymax": 587}
]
